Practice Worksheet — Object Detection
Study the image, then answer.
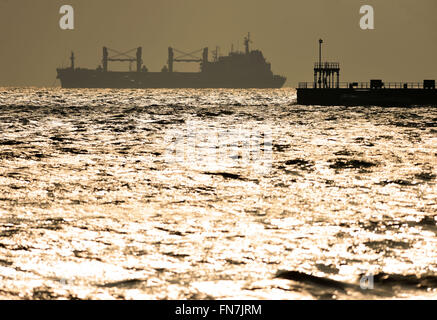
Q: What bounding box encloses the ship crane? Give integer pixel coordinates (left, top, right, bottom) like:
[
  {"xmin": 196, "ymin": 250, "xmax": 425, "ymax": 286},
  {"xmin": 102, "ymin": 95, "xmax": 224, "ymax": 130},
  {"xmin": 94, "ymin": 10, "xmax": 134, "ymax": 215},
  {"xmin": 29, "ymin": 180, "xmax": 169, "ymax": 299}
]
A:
[
  {"xmin": 244, "ymin": 32, "xmax": 252, "ymax": 54},
  {"xmin": 102, "ymin": 47, "xmax": 143, "ymax": 72},
  {"xmin": 167, "ymin": 47, "xmax": 208, "ymax": 72}
]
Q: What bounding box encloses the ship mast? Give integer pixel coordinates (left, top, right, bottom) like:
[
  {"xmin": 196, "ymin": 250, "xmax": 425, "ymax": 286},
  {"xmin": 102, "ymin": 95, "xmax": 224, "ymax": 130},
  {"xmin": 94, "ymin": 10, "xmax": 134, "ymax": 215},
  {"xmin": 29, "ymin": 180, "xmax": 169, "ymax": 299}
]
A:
[{"xmin": 70, "ymin": 51, "xmax": 75, "ymax": 69}]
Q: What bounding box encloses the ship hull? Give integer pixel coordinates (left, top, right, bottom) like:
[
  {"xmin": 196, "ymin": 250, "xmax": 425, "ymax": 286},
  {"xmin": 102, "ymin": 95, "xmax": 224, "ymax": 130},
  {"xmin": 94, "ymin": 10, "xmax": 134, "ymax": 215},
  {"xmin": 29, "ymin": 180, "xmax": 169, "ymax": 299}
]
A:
[
  {"xmin": 297, "ymin": 88, "xmax": 437, "ymax": 106},
  {"xmin": 57, "ymin": 69, "xmax": 286, "ymax": 89}
]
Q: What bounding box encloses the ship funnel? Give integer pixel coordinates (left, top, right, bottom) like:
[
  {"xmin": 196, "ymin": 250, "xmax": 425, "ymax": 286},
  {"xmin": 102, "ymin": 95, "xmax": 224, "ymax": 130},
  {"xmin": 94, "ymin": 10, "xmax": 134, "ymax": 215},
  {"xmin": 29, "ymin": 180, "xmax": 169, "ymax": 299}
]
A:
[{"xmin": 70, "ymin": 51, "xmax": 75, "ymax": 69}]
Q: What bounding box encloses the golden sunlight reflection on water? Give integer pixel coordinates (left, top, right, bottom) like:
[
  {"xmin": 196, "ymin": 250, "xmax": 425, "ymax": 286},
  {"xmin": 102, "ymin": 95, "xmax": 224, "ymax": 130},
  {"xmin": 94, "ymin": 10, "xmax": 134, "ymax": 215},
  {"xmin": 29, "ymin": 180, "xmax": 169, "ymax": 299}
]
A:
[{"xmin": 0, "ymin": 88, "xmax": 435, "ymax": 299}]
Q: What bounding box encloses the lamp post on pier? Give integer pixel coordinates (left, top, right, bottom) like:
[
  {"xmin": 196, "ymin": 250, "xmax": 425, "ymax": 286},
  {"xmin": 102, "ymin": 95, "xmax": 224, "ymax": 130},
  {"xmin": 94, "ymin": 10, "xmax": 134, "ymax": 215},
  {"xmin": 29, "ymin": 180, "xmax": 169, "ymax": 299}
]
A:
[
  {"xmin": 318, "ymin": 39, "xmax": 323, "ymax": 88},
  {"xmin": 319, "ymin": 39, "xmax": 323, "ymax": 68}
]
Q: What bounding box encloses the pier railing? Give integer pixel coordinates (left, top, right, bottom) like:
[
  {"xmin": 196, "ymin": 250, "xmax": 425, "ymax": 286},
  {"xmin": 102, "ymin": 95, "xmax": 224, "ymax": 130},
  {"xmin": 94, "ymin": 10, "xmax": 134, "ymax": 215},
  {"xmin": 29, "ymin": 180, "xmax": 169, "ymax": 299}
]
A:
[
  {"xmin": 314, "ymin": 62, "xmax": 340, "ymax": 69},
  {"xmin": 298, "ymin": 82, "xmax": 427, "ymax": 89}
]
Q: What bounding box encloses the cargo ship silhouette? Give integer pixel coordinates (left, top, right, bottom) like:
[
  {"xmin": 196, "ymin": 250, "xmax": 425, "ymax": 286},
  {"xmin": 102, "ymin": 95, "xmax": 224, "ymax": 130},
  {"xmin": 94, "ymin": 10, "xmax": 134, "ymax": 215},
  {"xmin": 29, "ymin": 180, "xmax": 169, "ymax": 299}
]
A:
[
  {"xmin": 297, "ymin": 39, "xmax": 437, "ymax": 106},
  {"xmin": 57, "ymin": 33, "xmax": 286, "ymax": 89}
]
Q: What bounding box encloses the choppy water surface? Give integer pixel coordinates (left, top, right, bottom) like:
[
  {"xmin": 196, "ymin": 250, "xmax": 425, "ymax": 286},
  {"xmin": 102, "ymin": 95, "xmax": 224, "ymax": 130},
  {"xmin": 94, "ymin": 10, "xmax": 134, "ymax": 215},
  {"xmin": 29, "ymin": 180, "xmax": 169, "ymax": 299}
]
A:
[{"xmin": 0, "ymin": 87, "xmax": 436, "ymax": 300}]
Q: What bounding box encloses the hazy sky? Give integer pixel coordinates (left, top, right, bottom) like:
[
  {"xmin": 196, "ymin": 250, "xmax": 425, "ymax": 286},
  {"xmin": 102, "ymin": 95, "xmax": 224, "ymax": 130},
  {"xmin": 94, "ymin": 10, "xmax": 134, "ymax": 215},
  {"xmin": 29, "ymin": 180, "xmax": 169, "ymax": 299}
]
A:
[{"xmin": 0, "ymin": 0, "xmax": 436, "ymax": 87}]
